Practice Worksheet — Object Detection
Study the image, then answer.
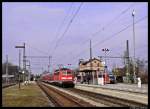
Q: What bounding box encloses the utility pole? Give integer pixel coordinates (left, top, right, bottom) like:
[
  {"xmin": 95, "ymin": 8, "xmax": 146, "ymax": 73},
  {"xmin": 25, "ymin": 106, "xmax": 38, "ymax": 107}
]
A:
[
  {"xmin": 19, "ymin": 50, "xmax": 21, "ymax": 88},
  {"xmin": 126, "ymin": 40, "xmax": 130, "ymax": 83},
  {"xmin": 19, "ymin": 50, "xmax": 21, "ymax": 72},
  {"xmin": 15, "ymin": 43, "xmax": 25, "ymax": 83},
  {"xmin": 48, "ymin": 56, "xmax": 52, "ymax": 73},
  {"xmin": 6, "ymin": 55, "xmax": 8, "ymax": 84},
  {"xmin": 26, "ymin": 60, "xmax": 31, "ymax": 82},
  {"xmin": 90, "ymin": 40, "xmax": 92, "ymax": 60},
  {"xmin": 23, "ymin": 43, "xmax": 26, "ymax": 81},
  {"xmin": 132, "ymin": 9, "xmax": 136, "ymax": 83},
  {"xmin": 29, "ymin": 61, "xmax": 31, "ymax": 82},
  {"xmin": 90, "ymin": 40, "xmax": 94, "ymax": 84}
]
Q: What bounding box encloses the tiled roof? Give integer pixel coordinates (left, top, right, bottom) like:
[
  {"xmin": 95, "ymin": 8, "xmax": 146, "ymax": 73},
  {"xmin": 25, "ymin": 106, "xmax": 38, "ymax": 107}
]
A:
[{"xmin": 79, "ymin": 58, "xmax": 102, "ymax": 65}]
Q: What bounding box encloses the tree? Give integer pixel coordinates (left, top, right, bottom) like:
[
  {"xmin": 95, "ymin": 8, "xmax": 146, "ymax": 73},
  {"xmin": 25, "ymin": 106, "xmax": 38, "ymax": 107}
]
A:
[
  {"xmin": 135, "ymin": 58, "xmax": 148, "ymax": 83},
  {"xmin": 2, "ymin": 62, "xmax": 20, "ymax": 83}
]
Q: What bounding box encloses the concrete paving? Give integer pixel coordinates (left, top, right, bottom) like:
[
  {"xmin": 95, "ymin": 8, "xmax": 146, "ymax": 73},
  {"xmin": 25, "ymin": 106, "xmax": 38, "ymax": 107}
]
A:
[
  {"xmin": 75, "ymin": 83, "xmax": 148, "ymax": 105},
  {"xmin": 76, "ymin": 83, "xmax": 148, "ymax": 94}
]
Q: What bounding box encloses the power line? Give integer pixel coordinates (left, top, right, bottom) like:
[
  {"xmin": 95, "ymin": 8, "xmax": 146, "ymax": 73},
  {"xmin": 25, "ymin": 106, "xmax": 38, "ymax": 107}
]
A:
[
  {"xmin": 93, "ymin": 16, "xmax": 147, "ymax": 47},
  {"xmin": 55, "ymin": 3, "xmax": 135, "ymax": 63},
  {"xmin": 52, "ymin": 3, "xmax": 83, "ymax": 54},
  {"xmin": 48, "ymin": 2, "xmax": 74, "ymax": 54},
  {"xmin": 68, "ymin": 15, "xmax": 147, "ymax": 64},
  {"xmin": 52, "ymin": 3, "xmax": 147, "ymax": 69},
  {"xmin": 27, "ymin": 43, "xmax": 49, "ymax": 55},
  {"xmin": 26, "ymin": 56, "xmax": 50, "ymax": 58},
  {"xmin": 51, "ymin": 3, "xmax": 83, "ymax": 56},
  {"xmin": 102, "ymin": 3, "xmax": 135, "ymax": 30}
]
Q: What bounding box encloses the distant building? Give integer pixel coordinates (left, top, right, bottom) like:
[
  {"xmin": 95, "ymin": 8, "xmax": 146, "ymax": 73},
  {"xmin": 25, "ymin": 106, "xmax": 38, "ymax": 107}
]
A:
[
  {"xmin": 2, "ymin": 65, "xmax": 19, "ymax": 84},
  {"xmin": 79, "ymin": 58, "xmax": 104, "ymax": 71},
  {"xmin": 78, "ymin": 58, "xmax": 105, "ymax": 84}
]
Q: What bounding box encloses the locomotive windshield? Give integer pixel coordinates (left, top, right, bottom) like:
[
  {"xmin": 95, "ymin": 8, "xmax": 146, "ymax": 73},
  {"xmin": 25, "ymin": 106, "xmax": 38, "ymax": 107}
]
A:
[
  {"xmin": 62, "ymin": 71, "xmax": 67, "ymax": 75},
  {"xmin": 67, "ymin": 71, "xmax": 72, "ymax": 75},
  {"xmin": 62, "ymin": 70, "xmax": 72, "ymax": 75}
]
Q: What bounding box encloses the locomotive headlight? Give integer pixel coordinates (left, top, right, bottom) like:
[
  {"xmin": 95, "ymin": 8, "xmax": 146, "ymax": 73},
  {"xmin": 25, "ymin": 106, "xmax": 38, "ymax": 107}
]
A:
[{"xmin": 67, "ymin": 77, "xmax": 72, "ymax": 79}]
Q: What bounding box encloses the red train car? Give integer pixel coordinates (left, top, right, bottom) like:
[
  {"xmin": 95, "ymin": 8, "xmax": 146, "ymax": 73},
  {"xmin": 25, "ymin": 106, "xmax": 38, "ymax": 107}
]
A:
[
  {"xmin": 41, "ymin": 68, "xmax": 75, "ymax": 87},
  {"xmin": 41, "ymin": 73, "xmax": 52, "ymax": 82},
  {"xmin": 103, "ymin": 73, "xmax": 110, "ymax": 84}
]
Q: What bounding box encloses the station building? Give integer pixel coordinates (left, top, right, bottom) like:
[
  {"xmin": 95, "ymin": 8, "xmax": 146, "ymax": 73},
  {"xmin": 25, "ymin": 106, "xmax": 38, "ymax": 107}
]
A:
[{"xmin": 77, "ymin": 58, "xmax": 106, "ymax": 85}]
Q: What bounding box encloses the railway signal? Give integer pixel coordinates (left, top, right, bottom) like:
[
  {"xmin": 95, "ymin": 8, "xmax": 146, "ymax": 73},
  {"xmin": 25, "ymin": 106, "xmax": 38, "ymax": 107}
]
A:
[{"xmin": 102, "ymin": 48, "xmax": 109, "ymax": 85}]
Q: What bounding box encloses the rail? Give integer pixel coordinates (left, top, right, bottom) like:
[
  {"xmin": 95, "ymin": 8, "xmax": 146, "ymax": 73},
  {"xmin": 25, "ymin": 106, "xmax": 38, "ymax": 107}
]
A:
[{"xmin": 37, "ymin": 81, "xmax": 94, "ymax": 107}]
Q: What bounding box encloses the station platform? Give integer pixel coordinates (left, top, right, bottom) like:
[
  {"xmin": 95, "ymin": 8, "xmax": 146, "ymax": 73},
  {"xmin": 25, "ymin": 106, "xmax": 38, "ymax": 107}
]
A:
[
  {"xmin": 2, "ymin": 81, "xmax": 52, "ymax": 107},
  {"xmin": 75, "ymin": 83, "xmax": 148, "ymax": 105},
  {"xmin": 75, "ymin": 83, "xmax": 148, "ymax": 94}
]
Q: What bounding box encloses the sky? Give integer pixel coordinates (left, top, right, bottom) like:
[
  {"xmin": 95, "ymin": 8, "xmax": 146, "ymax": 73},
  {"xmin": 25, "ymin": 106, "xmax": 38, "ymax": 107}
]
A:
[{"xmin": 2, "ymin": 2, "xmax": 148, "ymax": 75}]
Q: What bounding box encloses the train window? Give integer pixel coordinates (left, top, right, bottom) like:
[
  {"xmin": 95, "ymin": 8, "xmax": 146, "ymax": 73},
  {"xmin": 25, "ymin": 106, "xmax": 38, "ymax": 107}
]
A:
[
  {"xmin": 67, "ymin": 71, "xmax": 72, "ymax": 75},
  {"xmin": 62, "ymin": 71, "xmax": 67, "ymax": 75}
]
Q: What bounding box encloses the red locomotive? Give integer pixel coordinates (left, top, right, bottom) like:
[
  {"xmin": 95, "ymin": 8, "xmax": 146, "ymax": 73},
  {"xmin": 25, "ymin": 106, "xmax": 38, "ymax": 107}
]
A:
[{"xmin": 41, "ymin": 68, "xmax": 75, "ymax": 87}]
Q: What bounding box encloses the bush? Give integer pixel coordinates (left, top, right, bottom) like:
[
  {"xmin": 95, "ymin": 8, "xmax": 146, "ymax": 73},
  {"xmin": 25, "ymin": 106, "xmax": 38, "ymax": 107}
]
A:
[
  {"xmin": 141, "ymin": 74, "xmax": 148, "ymax": 83},
  {"xmin": 116, "ymin": 76, "xmax": 123, "ymax": 82}
]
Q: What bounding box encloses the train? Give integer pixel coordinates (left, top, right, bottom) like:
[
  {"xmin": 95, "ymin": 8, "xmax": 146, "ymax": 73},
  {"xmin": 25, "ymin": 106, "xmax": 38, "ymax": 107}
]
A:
[{"xmin": 41, "ymin": 68, "xmax": 75, "ymax": 88}]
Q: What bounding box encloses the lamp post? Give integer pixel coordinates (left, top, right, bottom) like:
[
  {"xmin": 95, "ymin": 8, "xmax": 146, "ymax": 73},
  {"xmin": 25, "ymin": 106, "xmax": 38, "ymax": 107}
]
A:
[
  {"xmin": 26, "ymin": 60, "xmax": 31, "ymax": 82},
  {"xmin": 6, "ymin": 55, "xmax": 8, "ymax": 85},
  {"xmin": 132, "ymin": 9, "xmax": 136, "ymax": 83},
  {"xmin": 15, "ymin": 43, "xmax": 26, "ymax": 84},
  {"xmin": 18, "ymin": 50, "xmax": 21, "ymax": 88},
  {"xmin": 22, "ymin": 70, "xmax": 25, "ymax": 84},
  {"xmin": 102, "ymin": 48, "xmax": 109, "ymax": 85},
  {"xmin": 48, "ymin": 56, "xmax": 52, "ymax": 73}
]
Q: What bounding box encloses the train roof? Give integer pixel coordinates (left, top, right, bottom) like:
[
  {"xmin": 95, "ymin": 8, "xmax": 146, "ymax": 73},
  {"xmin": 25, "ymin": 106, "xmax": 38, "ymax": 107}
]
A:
[{"xmin": 54, "ymin": 68, "xmax": 71, "ymax": 72}]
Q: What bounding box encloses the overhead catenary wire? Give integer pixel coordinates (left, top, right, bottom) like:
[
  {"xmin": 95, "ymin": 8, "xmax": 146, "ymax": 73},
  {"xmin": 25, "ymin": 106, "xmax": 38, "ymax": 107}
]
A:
[
  {"xmin": 55, "ymin": 3, "xmax": 136, "ymax": 63},
  {"xmin": 93, "ymin": 16, "xmax": 147, "ymax": 47},
  {"xmin": 51, "ymin": 2, "xmax": 83, "ymax": 56},
  {"xmin": 96, "ymin": 3, "xmax": 135, "ymax": 32},
  {"xmin": 68, "ymin": 15, "xmax": 147, "ymax": 64},
  {"xmin": 26, "ymin": 43, "xmax": 49, "ymax": 55},
  {"xmin": 25, "ymin": 4, "xmax": 75, "ymax": 71},
  {"xmin": 48, "ymin": 2, "xmax": 74, "ymax": 54},
  {"xmin": 26, "ymin": 43, "xmax": 53, "ymax": 72}
]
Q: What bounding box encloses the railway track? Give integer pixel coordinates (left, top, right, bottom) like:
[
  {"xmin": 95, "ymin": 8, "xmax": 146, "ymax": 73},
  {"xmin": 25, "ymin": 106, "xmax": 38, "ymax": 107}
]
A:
[
  {"xmin": 37, "ymin": 81, "xmax": 94, "ymax": 107},
  {"xmin": 66, "ymin": 88, "xmax": 147, "ymax": 107}
]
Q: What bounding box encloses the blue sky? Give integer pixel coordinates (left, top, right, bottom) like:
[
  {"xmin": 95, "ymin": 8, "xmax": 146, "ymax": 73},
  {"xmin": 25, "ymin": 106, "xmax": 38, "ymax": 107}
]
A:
[{"xmin": 2, "ymin": 2, "xmax": 148, "ymax": 74}]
